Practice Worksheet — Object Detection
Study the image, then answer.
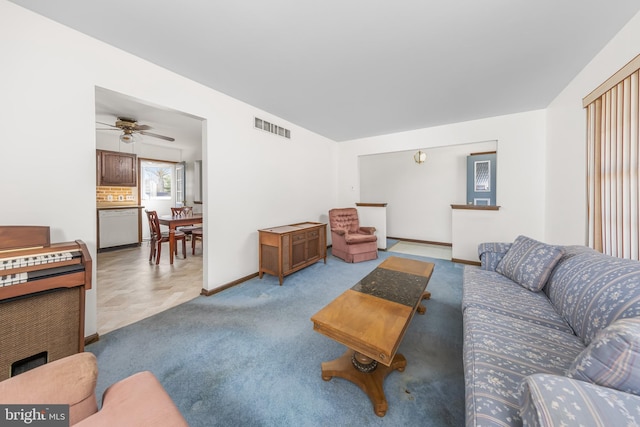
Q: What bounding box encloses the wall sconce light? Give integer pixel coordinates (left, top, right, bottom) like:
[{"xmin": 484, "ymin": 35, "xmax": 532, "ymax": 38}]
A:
[{"xmin": 414, "ymin": 150, "xmax": 426, "ymax": 164}]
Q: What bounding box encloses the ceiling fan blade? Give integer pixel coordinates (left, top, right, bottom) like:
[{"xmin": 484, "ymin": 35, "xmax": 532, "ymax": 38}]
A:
[
  {"xmin": 139, "ymin": 130, "xmax": 175, "ymax": 142},
  {"xmin": 96, "ymin": 121, "xmax": 119, "ymax": 128},
  {"xmin": 96, "ymin": 128, "xmax": 121, "ymax": 131},
  {"xmin": 133, "ymin": 124, "xmax": 152, "ymax": 131}
]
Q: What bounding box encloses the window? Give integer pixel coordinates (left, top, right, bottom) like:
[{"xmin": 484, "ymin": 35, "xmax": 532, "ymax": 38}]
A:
[
  {"xmin": 584, "ymin": 53, "xmax": 640, "ymax": 260},
  {"xmin": 175, "ymin": 162, "xmax": 186, "ymax": 206},
  {"xmin": 141, "ymin": 160, "xmax": 174, "ymax": 201}
]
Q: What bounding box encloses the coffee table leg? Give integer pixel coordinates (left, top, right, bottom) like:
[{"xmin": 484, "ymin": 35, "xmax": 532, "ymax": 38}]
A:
[
  {"xmin": 321, "ymin": 349, "xmax": 406, "ymax": 417},
  {"xmin": 417, "ymin": 291, "xmax": 431, "ymax": 315}
]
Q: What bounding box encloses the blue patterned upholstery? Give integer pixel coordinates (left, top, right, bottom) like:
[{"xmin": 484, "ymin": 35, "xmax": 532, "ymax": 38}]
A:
[
  {"xmin": 478, "ymin": 242, "xmax": 512, "ymax": 271},
  {"xmin": 495, "ymin": 236, "xmax": 565, "ymax": 292},
  {"xmin": 566, "ymin": 317, "xmax": 640, "ymax": 395},
  {"xmin": 463, "ymin": 267, "xmax": 573, "ymax": 333},
  {"xmin": 463, "ymin": 238, "xmax": 640, "ymax": 427},
  {"xmin": 545, "ymin": 250, "xmax": 640, "ymax": 345},
  {"xmin": 520, "ymin": 374, "xmax": 640, "ymax": 427},
  {"xmin": 464, "ymin": 308, "xmax": 584, "ymax": 426}
]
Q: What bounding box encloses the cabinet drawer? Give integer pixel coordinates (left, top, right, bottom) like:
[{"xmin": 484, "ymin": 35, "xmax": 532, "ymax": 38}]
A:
[
  {"xmin": 292, "ymin": 232, "xmax": 307, "ymax": 242},
  {"xmin": 307, "ymin": 230, "xmax": 319, "ymax": 239}
]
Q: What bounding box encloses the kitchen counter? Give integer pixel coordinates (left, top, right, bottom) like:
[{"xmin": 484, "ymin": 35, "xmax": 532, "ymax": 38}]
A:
[{"xmin": 96, "ymin": 204, "xmax": 145, "ymax": 210}]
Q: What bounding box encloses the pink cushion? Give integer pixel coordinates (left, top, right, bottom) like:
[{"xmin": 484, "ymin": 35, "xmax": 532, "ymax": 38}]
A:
[
  {"xmin": 0, "ymin": 352, "xmax": 98, "ymax": 425},
  {"xmin": 76, "ymin": 371, "xmax": 188, "ymax": 427},
  {"xmin": 329, "ymin": 208, "xmax": 361, "ymax": 233}
]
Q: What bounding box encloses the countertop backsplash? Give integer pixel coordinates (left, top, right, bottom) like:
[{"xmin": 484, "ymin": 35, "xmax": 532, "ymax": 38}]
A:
[{"xmin": 96, "ymin": 186, "xmax": 138, "ymax": 205}]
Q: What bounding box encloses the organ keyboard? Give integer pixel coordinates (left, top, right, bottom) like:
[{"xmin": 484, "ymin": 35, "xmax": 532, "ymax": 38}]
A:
[{"xmin": 0, "ymin": 226, "xmax": 91, "ymax": 301}]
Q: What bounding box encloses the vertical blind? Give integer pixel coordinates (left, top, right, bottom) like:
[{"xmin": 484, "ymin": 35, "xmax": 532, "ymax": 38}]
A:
[{"xmin": 585, "ymin": 54, "xmax": 640, "ymax": 260}]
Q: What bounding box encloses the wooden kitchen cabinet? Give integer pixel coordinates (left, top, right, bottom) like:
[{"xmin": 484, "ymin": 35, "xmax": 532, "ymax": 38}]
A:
[
  {"xmin": 258, "ymin": 222, "xmax": 327, "ymax": 285},
  {"xmin": 97, "ymin": 150, "xmax": 137, "ymax": 187}
]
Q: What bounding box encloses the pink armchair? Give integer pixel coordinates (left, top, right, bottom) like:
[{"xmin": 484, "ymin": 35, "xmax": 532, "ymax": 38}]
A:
[
  {"xmin": 0, "ymin": 352, "xmax": 187, "ymax": 426},
  {"xmin": 329, "ymin": 208, "xmax": 378, "ymax": 263}
]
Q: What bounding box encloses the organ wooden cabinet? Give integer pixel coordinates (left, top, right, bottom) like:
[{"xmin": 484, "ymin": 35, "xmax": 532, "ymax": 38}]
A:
[
  {"xmin": 0, "ymin": 226, "xmax": 92, "ymax": 381},
  {"xmin": 258, "ymin": 222, "xmax": 327, "ymax": 285},
  {"xmin": 97, "ymin": 149, "xmax": 137, "ymax": 187}
]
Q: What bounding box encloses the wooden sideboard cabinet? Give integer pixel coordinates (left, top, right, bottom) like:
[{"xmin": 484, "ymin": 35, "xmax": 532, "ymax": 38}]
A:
[{"xmin": 258, "ymin": 222, "xmax": 327, "ymax": 285}]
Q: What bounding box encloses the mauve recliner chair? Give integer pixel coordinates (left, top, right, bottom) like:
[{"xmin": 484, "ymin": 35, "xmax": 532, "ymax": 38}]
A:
[{"xmin": 328, "ymin": 208, "xmax": 378, "ymax": 263}]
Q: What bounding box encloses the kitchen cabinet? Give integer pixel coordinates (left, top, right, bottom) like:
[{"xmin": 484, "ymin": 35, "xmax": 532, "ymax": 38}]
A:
[
  {"xmin": 258, "ymin": 222, "xmax": 326, "ymax": 285},
  {"xmin": 97, "ymin": 150, "xmax": 137, "ymax": 187}
]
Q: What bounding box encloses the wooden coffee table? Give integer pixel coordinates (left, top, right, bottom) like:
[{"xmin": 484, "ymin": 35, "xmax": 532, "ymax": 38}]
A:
[{"xmin": 310, "ymin": 256, "xmax": 434, "ymax": 417}]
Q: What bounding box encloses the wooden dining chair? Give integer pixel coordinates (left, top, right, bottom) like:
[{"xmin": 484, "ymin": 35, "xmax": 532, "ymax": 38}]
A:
[
  {"xmin": 170, "ymin": 206, "xmax": 193, "ymax": 217},
  {"xmin": 145, "ymin": 210, "xmax": 187, "ymax": 265},
  {"xmin": 191, "ymin": 228, "xmax": 203, "ymax": 255},
  {"xmin": 171, "ymin": 206, "xmax": 201, "ymax": 237}
]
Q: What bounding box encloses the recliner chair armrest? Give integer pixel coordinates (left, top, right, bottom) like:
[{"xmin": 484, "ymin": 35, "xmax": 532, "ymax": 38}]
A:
[
  {"xmin": 0, "ymin": 352, "xmax": 99, "ymax": 425},
  {"xmin": 332, "ymin": 229, "xmax": 346, "ymax": 236},
  {"xmin": 359, "ymin": 227, "xmax": 376, "ymax": 235}
]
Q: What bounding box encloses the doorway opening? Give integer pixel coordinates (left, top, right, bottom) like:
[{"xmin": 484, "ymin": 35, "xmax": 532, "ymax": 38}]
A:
[
  {"xmin": 94, "ymin": 86, "xmax": 206, "ymax": 336},
  {"xmin": 140, "ymin": 159, "xmax": 179, "ymax": 241}
]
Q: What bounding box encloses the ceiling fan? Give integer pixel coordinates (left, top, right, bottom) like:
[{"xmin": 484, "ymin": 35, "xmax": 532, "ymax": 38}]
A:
[{"xmin": 96, "ymin": 117, "xmax": 175, "ymax": 143}]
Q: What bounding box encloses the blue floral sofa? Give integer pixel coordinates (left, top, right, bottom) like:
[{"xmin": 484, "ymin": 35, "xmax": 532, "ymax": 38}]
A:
[{"xmin": 462, "ymin": 235, "xmax": 640, "ymax": 426}]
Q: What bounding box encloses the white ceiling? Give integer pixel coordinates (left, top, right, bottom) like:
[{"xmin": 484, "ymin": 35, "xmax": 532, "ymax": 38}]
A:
[
  {"xmin": 95, "ymin": 87, "xmax": 203, "ymax": 151},
  {"xmin": 10, "ymin": 0, "xmax": 640, "ymax": 142}
]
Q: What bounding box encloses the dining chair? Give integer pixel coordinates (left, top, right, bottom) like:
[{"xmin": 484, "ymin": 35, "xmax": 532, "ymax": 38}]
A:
[
  {"xmin": 171, "ymin": 206, "xmax": 193, "ymax": 217},
  {"xmin": 191, "ymin": 228, "xmax": 203, "ymax": 255},
  {"xmin": 145, "ymin": 210, "xmax": 187, "ymax": 265},
  {"xmin": 171, "ymin": 206, "xmax": 202, "ymax": 237}
]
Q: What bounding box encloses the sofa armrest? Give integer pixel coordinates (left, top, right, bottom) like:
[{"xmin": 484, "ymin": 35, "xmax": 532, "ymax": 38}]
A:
[
  {"xmin": 520, "ymin": 373, "xmax": 640, "ymax": 427},
  {"xmin": 477, "ymin": 242, "xmax": 511, "ymax": 271},
  {"xmin": 358, "ymin": 226, "xmax": 376, "ymax": 235},
  {"xmin": 75, "ymin": 371, "xmax": 188, "ymax": 427},
  {"xmin": 0, "ymin": 352, "xmax": 98, "ymax": 425}
]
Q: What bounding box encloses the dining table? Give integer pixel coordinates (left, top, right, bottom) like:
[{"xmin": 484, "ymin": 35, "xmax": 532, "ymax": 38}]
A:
[{"xmin": 158, "ymin": 213, "xmax": 203, "ymax": 264}]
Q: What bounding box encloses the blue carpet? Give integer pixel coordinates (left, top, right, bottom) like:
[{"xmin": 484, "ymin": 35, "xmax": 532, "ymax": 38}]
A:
[{"xmin": 87, "ymin": 250, "xmax": 464, "ymax": 426}]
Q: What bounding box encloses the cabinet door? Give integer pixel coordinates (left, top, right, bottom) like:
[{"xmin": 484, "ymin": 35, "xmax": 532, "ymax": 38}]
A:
[
  {"xmin": 306, "ymin": 228, "xmax": 320, "ymax": 260},
  {"xmin": 291, "ymin": 231, "xmax": 307, "ymax": 268},
  {"xmin": 98, "ymin": 150, "xmax": 137, "ymax": 186}
]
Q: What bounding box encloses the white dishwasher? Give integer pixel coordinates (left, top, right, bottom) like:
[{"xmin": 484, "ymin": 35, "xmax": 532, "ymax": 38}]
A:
[{"xmin": 98, "ymin": 209, "xmax": 139, "ymax": 250}]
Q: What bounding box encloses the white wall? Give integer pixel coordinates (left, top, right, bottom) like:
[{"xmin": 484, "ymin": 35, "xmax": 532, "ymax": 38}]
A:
[
  {"xmin": 0, "ymin": 1, "xmax": 337, "ymax": 337},
  {"xmin": 360, "ymin": 141, "xmax": 496, "ymax": 243},
  {"xmin": 338, "ymin": 110, "xmax": 548, "ymax": 251},
  {"xmin": 545, "ymin": 11, "xmax": 640, "ymax": 245}
]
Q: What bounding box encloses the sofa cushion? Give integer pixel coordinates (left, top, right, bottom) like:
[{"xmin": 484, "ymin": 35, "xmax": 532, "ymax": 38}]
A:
[
  {"xmin": 546, "ymin": 251, "xmax": 640, "ymax": 345},
  {"xmin": 520, "ymin": 373, "xmax": 640, "ymax": 427},
  {"xmin": 462, "ymin": 267, "xmax": 574, "ymax": 333},
  {"xmin": 566, "ymin": 317, "xmax": 640, "ymax": 395},
  {"xmin": 463, "ymin": 307, "xmax": 584, "ymax": 427},
  {"xmin": 496, "ymin": 235, "xmax": 565, "ymax": 292}
]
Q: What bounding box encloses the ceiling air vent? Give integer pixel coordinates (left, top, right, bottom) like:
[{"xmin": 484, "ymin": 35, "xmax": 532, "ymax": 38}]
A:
[{"xmin": 254, "ymin": 117, "xmax": 291, "ymax": 139}]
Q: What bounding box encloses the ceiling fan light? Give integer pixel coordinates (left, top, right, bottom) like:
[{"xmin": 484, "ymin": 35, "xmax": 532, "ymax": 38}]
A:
[{"xmin": 119, "ymin": 132, "xmax": 139, "ymax": 144}]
